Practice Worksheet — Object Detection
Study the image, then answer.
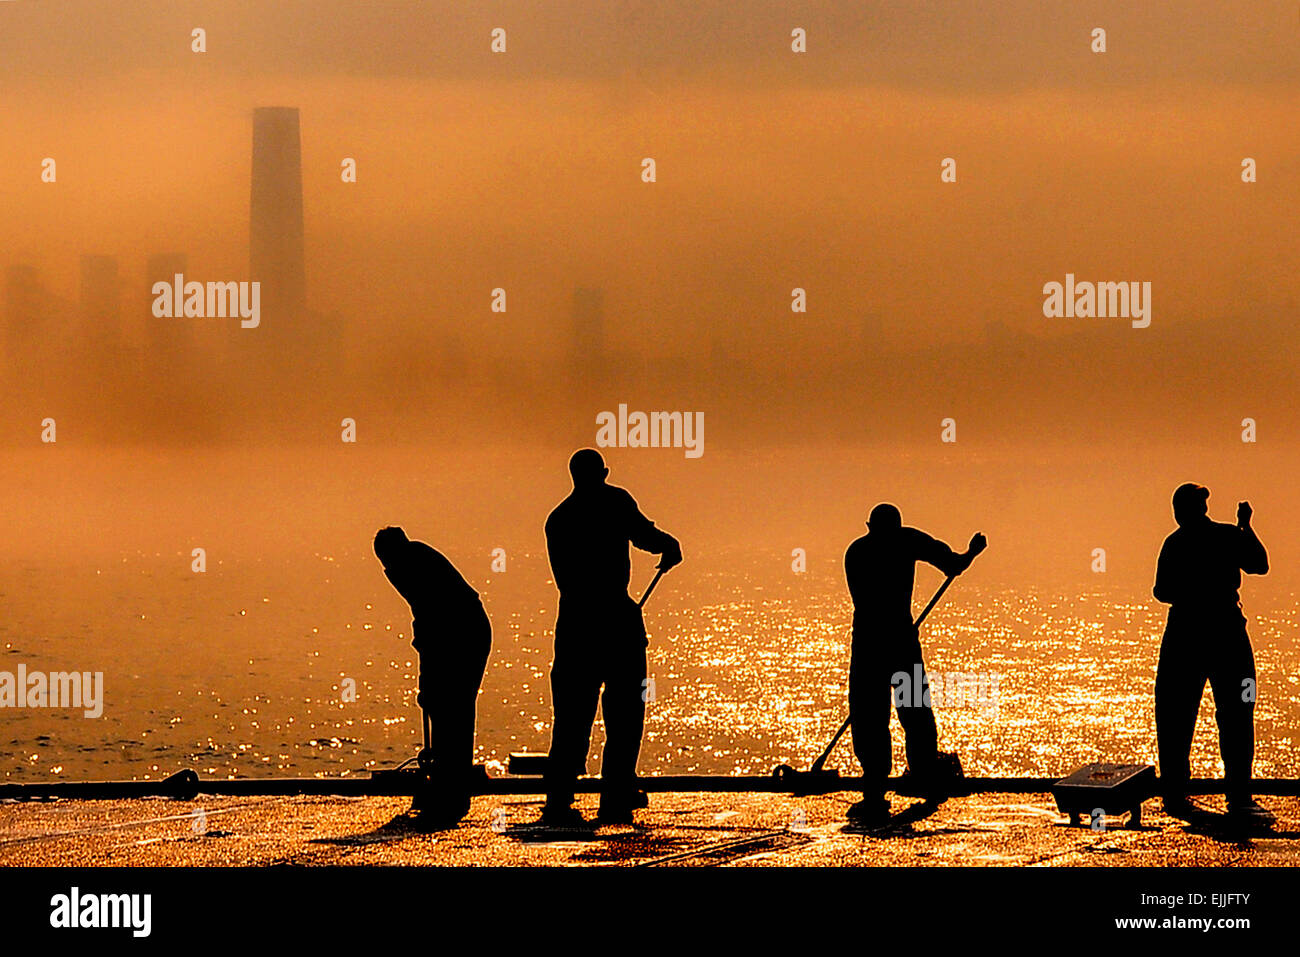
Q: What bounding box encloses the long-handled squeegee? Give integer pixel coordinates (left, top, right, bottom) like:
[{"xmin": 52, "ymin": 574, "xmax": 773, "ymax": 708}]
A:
[
  {"xmin": 637, "ymin": 567, "xmax": 667, "ymax": 608},
  {"xmin": 417, "ymin": 709, "xmax": 435, "ymax": 771}
]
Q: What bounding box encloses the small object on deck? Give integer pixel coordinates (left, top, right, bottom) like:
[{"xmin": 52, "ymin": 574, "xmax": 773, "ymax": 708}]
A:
[
  {"xmin": 163, "ymin": 769, "xmax": 200, "ymax": 800},
  {"xmin": 508, "ymin": 752, "xmax": 549, "ymax": 776},
  {"xmin": 1051, "ymin": 762, "xmax": 1155, "ymax": 828}
]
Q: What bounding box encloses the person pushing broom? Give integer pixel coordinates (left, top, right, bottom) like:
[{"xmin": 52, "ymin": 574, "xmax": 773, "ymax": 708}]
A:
[{"xmin": 843, "ymin": 503, "xmax": 986, "ymax": 825}]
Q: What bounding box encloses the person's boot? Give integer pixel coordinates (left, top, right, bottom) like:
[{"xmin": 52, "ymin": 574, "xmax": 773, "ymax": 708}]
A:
[
  {"xmin": 597, "ymin": 788, "xmax": 648, "ymax": 824},
  {"xmin": 414, "ymin": 793, "xmax": 471, "ymax": 832},
  {"xmin": 899, "ymin": 751, "xmax": 963, "ymax": 798},
  {"xmin": 1161, "ymin": 781, "xmax": 1196, "ymax": 820},
  {"xmin": 410, "ymin": 771, "xmax": 441, "ymax": 814},
  {"xmin": 409, "ymin": 779, "xmax": 430, "ymax": 814},
  {"xmin": 410, "ymin": 763, "xmax": 471, "ymax": 828},
  {"xmin": 846, "ymin": 795, "xmax": 891, "ymax": 826},
  {"xmin": 596, "ymin": 805, "xmax": 634, "ymax": 825},
  {"xmin": 1227, "ymin": 795, "xmax": 1275, "ymax": 825}
]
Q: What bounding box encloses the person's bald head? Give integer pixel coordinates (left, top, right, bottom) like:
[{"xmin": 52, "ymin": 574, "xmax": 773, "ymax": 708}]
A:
[
  {"xmin": 568, "ymin": 448, "xmax": 609, "ymax": 489},
  {"xmin": 373, "ymin": 525, "xmax": 409, "ymax": 566},
  {"xmin": 868, "ymin": 503, "xmax": 902, "ymax": 531}
]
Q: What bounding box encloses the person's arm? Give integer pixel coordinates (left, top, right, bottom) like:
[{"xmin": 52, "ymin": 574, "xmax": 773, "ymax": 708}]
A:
[
  {"xmin": 1237, "ymin": 501, "xmax": 1269, "ymax": 575},
  {"xmin": 843, "ymin": 539, "xmax": 867, "ymax": 607},
  {"xmin": 383, "ymin": 565, "xmax": 407, "ymax": 602},
  {"xmin": 381, "ymin": 563, "xmax": 423, "ymax": 630},
  {"xmin": 1153, "ymin": 538, "xmax": 1177, "ymax": 604},
  {"xmin": 916, "ymin": 530, "xmax": 987, "ymax": 577},
  {"xmin": 625, "ymin": 492, "xmax": 682, "ymax": 570},
  {"xmin": 544, "ymin": 511, "xmax": 572, "ymax": 594}
]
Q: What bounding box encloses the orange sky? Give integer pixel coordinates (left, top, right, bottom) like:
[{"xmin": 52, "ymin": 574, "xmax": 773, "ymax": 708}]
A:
[{"xmin": 0, "ymin": 0, "xmax": 1296, "ymax": 442}]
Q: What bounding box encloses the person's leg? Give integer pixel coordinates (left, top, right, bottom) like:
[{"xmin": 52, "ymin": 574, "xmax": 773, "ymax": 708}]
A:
[
  {"xmin": 428, "ymin": 683, "xmax": 463, "ymax": 767},
  {"xmin": 427, "ymin": 614, "xmax": 488, "ymax": 771},
  {"xmin": 433, "ymin": 608, "xmax": 493, "ymax": 817},
  {"xmin": 1209, "ymin": 620, "xmax": 1256, "ymax": 806},
  {"xmin": 894, "ymin": 631, "xmax": 939, "ymax": 777},
  {"xmin": 848, "ymin": 630, "xmax": 892, "ymax": 803},
  {"xmin": 1154, "ymin": 630, "xmax": 1204, "ymax": 803},
  {"xmin": 597, "ymin": 640, "xmax": 647, "ymax": 812},
  {"xmin": 419, "ymin": 685, "xmax": 470, "ymax": 823},
  {"xmin": 415, "ymin": 644, "xmax": 433, "ymax": 736},
  {"xmin": 543, "ymin": 640, "xmax": 602, "ymax": 815},
  {"xmin": 410, "ymin": 642, "xmax": 437, "ymax": 814},
  {"xmin": 456, "ymin": 607, "xmax": 492, "ymax": 770}
]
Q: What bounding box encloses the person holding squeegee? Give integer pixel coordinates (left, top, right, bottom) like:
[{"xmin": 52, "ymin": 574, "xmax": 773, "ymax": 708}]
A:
[
  {"xmin": 843, "ymin": 503, "xmax": 986, "ymax": 826},
  {"xmin": 374, "ymin": 526, "xmax": 492, "ymax": 829},
  {"xmin": 541, "ymin": 449, "xmax": 683, "ymax": 828}
]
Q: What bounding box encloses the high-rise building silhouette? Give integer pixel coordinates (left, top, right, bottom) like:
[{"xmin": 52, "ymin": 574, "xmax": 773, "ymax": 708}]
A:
[{"xmin": 250, "ymin": 107, "xmax": 305, "ymax": 322}]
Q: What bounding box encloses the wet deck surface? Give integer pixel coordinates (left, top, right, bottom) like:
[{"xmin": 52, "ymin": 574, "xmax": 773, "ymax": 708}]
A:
[{"xmin": 3, "ymin": 790, "xmax": 1298, "ymax": 867}]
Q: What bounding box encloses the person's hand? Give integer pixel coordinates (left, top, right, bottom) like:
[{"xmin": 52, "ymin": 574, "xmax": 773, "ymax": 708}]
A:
[
  {"xmin": 658, "ymin": 542, "xmax": 683, "ymax": 572},
  {"xmin": 969, "ymin": 532, "xmax": 988, "ymax": 556},
  {"xmin": 1238, "ymin": 501, "xmax": 1253, "ymax": 528}
]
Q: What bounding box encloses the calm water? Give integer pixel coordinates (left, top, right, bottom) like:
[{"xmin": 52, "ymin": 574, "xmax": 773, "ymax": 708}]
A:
[
  {"xmin": 3, "ymin": 446, "xmax": 1298, "ymax": 782},
  {"xmin": 4, "ymin": 554, "xmax": 1299, "ymax": 783}
]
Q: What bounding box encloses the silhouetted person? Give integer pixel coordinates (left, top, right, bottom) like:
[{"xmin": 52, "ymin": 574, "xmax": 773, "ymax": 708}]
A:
[
  {"xmin": 844, "ymin": 504, "xmax": 985, "ymax": 825},
  {"xmin": 1153, "ymin": 484, "xmax": 1269, "ymax": 820},
  {"xmin": 541, "ymin": 449, "xmax": 682, "ymax": 826},
  {"xmin": 374, "ymin": 526, "xmax": 491, "ymax": 827}
]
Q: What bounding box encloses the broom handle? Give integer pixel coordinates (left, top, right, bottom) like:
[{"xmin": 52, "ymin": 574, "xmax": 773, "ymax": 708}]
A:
[
  {"xmin": 914, "ymin": 574, "xmax": 956, "ymax": 629},
  {"xmin": 637, "ymin": 568, "xmax": 666, "ymax": 609}
]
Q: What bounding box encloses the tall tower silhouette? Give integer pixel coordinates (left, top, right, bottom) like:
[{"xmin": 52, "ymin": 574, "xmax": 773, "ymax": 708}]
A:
[{"xmin": 250, "ymin": 107, "xmax": 305, "ymax": 323}]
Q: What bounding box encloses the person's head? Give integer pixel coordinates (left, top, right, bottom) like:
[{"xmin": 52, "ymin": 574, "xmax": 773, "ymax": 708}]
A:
[
  {"xmin": 373, "ymin": 526, "xmax": 409, "ymax": 566},
  {"xmin": 1172, "ymin": 483, "xmax": 1210, "ymax": 527},
  {"xmin": 867, "ymin": 502, "xmax": 902, "ymax": 532},
  {"xmin": 568, "ymin": 448, "xmax": 609, "ymax": 489}
]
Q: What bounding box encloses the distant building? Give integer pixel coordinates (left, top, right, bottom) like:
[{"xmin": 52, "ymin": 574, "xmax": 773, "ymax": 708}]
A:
[{"xmin": 250, "ymin": 107, "xmax": 306, "ymax": 322}]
